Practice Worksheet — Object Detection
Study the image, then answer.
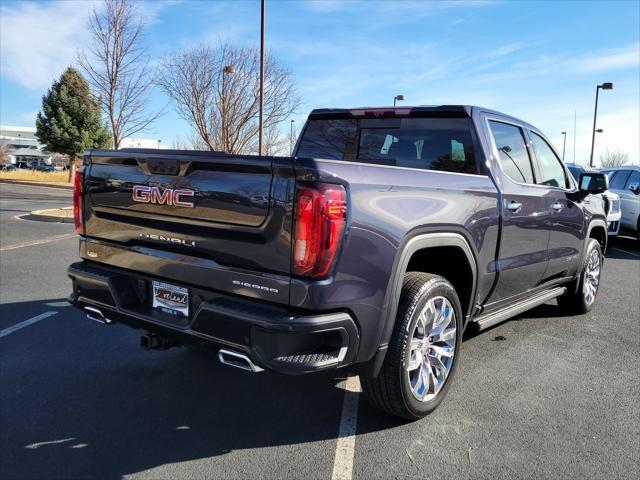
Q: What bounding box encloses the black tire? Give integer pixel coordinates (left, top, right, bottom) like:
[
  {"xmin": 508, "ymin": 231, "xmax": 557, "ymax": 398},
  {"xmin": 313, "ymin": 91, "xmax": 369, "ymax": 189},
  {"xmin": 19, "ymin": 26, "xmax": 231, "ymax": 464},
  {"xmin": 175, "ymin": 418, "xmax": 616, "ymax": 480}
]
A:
[
  {"xmin": 557, "ymin": 238, "xmax": 603, "ymax": 314},
  {"xmin": 361, "ymin": 272, "xmax": 463, "ymax": 420}
]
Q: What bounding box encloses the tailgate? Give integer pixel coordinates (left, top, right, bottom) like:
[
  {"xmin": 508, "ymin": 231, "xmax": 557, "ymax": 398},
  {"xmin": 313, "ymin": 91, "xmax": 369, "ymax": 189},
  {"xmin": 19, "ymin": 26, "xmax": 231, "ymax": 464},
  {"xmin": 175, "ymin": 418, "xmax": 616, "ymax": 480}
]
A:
[{"xmin": 82, "ymin": 149, "xmax": 295, "ymax": 301}]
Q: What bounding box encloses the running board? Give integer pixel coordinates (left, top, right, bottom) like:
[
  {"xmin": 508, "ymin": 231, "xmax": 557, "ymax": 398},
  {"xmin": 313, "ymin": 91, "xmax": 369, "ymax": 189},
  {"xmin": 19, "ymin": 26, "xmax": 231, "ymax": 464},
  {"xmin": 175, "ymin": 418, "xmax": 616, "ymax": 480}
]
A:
[{"xmin": 473, "ymin": 286, "xmax": 567, "ymax": 331}]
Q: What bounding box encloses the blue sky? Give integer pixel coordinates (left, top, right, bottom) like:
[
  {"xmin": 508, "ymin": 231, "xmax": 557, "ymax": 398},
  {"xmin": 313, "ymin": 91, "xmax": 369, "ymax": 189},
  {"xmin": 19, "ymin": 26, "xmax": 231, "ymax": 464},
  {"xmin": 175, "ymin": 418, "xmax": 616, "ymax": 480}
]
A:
[{"xmin": 1, "ymin": 0, "xmax": 639, "ymax": 164}]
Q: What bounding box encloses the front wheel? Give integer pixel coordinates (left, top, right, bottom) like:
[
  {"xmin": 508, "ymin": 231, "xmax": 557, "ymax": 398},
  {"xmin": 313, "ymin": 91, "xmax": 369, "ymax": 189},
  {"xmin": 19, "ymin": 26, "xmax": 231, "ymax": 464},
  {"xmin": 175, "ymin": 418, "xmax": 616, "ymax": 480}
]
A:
[
  {"xmin": 361, "ymin": 272, "xmax": 463, "ymax": 420},
  {"xmin": 557, "ymin": 238, "xmax": 603, "ymax": 314}
]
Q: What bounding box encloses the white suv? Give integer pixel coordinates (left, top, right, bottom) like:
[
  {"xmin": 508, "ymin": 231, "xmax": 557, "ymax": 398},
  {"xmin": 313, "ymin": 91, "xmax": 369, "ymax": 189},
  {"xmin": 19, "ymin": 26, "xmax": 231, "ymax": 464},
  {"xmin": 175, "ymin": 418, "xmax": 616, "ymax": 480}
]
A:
[
  {"xmin": 602, "ymin": 166, "xmax": 640, "ymax": 241},
  {"xmin": 566, "ymin": 164, "xmax": 621, "ymax": 238}
]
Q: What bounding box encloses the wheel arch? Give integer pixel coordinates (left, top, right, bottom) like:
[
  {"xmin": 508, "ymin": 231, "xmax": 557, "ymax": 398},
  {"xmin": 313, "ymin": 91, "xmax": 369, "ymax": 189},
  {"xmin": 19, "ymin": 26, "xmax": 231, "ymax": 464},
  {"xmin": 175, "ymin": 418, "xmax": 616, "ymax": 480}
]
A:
[{"xmin": 366, "ymin": 231, "xmax": 478, "ymax": 378}]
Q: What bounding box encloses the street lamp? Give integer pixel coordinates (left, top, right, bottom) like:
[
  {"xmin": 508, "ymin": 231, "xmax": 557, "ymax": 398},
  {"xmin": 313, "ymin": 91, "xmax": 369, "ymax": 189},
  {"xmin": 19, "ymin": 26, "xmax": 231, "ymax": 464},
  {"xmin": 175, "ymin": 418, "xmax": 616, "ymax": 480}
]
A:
[
  {"xmin": 561, "ymin": 131, "xmax": 567, "ymax": 161},
  {"xmin": 589, "ymin": 82, "xmax": 613, "ymax": 167},
  {"xmin": 393, "ymin": 95, "xmax": 404, "ymax": 107},
  {"xmin": 258, "ymin": 0, "xmax": 265, "ymax": 155},
  {"xmin": 222, "ymin": 65, "xmax": 235, "ymax": 152},
  {"xmin": 157, "ymin": 139, "xmax": 162, "ymax": 149}
]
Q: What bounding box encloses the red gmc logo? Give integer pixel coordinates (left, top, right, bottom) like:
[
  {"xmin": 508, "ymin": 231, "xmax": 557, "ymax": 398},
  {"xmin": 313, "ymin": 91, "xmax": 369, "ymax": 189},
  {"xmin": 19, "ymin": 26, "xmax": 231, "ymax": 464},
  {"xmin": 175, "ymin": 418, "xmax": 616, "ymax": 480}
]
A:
[{"xmin": 132, "ymin": 185, "xmax": 195, "ymax": 208}]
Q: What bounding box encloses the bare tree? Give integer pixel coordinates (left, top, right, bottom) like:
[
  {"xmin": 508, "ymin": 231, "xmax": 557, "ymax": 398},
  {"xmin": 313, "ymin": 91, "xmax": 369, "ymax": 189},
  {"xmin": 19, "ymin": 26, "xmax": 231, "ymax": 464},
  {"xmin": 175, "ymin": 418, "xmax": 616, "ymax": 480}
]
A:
[
  {"xmin": 264, "ymin": 124, "xmax": 288, "ymax": 156},
  {"xmin": 157, "ymin": 42, "xmax": 300, "ymax": 154},
  {"xmin": 78, "ymin": 0, "xmax": 162, "ymax": 149},
  {"xmin": 599, "ymin": 148, "xmax": 629, "ymax": 168}
]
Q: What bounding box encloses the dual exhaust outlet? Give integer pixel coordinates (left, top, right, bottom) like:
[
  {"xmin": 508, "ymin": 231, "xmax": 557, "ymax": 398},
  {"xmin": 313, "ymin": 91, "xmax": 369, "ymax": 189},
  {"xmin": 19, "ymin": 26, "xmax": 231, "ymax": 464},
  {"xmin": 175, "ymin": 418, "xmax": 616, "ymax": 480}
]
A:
[
  {"xmin": 218, "ymin": 349, "xmax": 264, "ymax": 373},
  {"xmin": 84, "ymin": 306, "xmax": 113, "ymax": 325},
  {"xmin": 84, "ymin": 306, "xmax": 262, "ymax": 372}
]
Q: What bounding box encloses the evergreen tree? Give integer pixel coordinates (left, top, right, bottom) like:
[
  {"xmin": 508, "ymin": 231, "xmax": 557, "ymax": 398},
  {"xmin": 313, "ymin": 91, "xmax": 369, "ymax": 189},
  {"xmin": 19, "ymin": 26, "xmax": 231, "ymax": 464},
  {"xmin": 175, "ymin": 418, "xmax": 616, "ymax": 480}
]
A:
[{"xmin": 36, "ymin": 67, "xmax": 110, "ymax": 180}]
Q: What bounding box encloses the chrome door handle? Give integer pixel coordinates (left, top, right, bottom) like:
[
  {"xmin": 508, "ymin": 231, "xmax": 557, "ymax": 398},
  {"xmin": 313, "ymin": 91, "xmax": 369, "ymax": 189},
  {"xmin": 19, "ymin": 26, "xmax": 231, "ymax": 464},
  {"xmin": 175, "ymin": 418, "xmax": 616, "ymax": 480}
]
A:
[
  {"xmin": 506, "ymin": 200, "xmax": 522, "ymax": 212},
  {"xmin": 551, "ymin": 202, "xmax": 563, "ymax": 212}
]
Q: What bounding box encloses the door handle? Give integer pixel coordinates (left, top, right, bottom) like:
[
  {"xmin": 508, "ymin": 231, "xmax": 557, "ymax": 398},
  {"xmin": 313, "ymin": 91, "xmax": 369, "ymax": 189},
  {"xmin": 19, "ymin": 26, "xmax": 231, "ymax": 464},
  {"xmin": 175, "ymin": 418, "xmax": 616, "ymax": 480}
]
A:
[
  {"xmin": 506, "ymin": 200, "xmax": 523, "ymax": 212},
  {"xmin": 551, "ymin": 202, "xmax": 563, "ymax": 212}
]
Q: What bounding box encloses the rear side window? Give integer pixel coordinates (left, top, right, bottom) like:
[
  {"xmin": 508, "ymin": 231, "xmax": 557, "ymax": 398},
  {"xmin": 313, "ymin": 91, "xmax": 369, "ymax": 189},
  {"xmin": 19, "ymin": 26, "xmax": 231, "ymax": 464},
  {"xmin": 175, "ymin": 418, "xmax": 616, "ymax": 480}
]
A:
[
  {"xmin": 609, "ymin": 170, "xmax": 631, "ymax": 190},
  {"xmin": 488, "ymin": 121, "xmax": 534, "ymax": 184},
  {"xmin": 297, "ymin": 117, "xmax": 478, "ymax": 174},
  {"xmin": 530, "ymin": 132, "xmax": 569, "ymax": 188}
]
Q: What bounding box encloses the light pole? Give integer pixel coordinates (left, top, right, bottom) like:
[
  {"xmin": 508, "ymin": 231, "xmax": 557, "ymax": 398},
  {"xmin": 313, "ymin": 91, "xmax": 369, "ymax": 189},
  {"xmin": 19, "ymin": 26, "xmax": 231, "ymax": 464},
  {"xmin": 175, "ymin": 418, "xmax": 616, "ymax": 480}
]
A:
[
  {"xmin": 157, "ymin": 140, "xmax": 161, "ymax": 150},
  {"xmin": 589, "ymin": 82, "xmax": 613, "ymax": 167},
  {"xmin": 17, "ymin": 133, "xmax": 21, "ymax": 146},
  {"xmin": 222, "ymin": 65, "xmax": 234, "ymax": 152},
  {"xmin": 561, "ymin": 131, "xmax": 567, "ymax": 161},
  {"xmin": 393, "ymin": 95, "xmax": 404, "ymax": 107},
  {"xmin": 290, "ymin": 119, "xmax": 295, "ymax": 155},
  {"xmin": 258, "ymin": 0, "xmax": 265, "ymax": 155}
]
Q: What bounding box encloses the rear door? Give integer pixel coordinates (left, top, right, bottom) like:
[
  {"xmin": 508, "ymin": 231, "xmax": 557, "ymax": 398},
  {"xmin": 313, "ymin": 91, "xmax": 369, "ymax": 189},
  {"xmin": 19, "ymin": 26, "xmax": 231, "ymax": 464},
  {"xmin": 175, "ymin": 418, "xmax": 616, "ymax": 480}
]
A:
[
  {"xmin": 527, "ymin": 130, "xmax": 584, "ymax": 280},
  {"xmin": 618, "ymin": 170, "xmax": 640, "ymax": 230},
  {"xmin": 483, "ymin": 118, "xmax": 552, "ymax": 304}
]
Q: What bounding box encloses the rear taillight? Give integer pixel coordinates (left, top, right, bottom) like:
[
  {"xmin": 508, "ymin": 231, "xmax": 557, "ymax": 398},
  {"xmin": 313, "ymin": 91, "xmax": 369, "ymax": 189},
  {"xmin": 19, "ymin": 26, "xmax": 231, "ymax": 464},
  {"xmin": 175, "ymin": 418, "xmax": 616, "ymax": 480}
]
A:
[
  {"xmin": 73, "ymin": 166, "xmax": 84, "ymax": 235},
  {"xmin": 293, "ymin": 183, "xmax": 347, "ymax": 279}
]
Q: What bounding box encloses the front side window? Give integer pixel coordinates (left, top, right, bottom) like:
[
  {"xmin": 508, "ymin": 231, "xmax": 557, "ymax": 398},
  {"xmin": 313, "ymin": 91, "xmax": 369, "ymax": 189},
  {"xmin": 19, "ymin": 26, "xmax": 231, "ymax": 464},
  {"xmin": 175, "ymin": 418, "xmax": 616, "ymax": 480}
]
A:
[
  {"xmin": 530, "ymin": 132, "xmax": 568, "ymax": 188},
  {"xmin": 488, "ymin": 121, "xmax": 534, "ymax": 184},
  {"xmin": 609, "ymin": 170, "xmax": 631, "ymax": 190},
  {"xmin": 625, "ymin": 171, "xmax": 640, "ymax": 189}
]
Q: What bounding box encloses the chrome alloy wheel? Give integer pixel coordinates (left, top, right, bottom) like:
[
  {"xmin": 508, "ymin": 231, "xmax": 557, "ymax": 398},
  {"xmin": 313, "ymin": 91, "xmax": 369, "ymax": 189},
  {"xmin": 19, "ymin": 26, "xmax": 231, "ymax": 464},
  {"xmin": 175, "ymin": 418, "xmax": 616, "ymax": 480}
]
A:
[
  {"xmin": 406, "ymin": 296, "xmax": 457, "ymax": 402},
  {"xmin": 583, "ymin": 248, "xmax": 601, "ymax": 306}
]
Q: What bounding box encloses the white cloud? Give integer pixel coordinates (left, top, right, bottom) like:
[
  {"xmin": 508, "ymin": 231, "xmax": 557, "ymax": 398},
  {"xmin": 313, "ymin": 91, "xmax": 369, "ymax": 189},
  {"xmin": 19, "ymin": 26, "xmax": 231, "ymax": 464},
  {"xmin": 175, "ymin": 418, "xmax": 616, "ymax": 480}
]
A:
[
  {"xmin": 0, "ymin": 1, "xmax": 101, "ymax": 90},
  {"xmin": 572, "ymin": 43, "xmax": 640, "ymax": 73}
]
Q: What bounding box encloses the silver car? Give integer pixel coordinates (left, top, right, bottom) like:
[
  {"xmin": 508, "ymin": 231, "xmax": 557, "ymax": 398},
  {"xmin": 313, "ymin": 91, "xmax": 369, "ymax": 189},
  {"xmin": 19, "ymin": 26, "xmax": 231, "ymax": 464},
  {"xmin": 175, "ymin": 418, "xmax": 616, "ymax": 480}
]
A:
[{"xmin": 602, "ymin": 166, "xmax": 640, "ymax": 241}]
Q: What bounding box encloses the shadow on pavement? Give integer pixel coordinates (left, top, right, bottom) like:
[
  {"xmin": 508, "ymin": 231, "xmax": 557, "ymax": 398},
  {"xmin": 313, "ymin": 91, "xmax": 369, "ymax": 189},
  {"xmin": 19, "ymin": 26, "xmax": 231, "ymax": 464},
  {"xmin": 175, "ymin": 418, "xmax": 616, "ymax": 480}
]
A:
[{"xmin": 0, "ymin": 298, "xmax": 399, "ymax": 479}]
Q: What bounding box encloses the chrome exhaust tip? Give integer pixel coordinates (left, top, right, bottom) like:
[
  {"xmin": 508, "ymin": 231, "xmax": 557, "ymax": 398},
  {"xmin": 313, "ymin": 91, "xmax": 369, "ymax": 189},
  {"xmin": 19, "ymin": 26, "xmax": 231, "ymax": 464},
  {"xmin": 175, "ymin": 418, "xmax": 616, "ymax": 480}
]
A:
[
  {"xmin": 84, "ymin": 306, "xmax": 112, "ymax": 325},
  {"xmin": 218, "ymin": 349, "xmax": 264, "ymax": 373}
]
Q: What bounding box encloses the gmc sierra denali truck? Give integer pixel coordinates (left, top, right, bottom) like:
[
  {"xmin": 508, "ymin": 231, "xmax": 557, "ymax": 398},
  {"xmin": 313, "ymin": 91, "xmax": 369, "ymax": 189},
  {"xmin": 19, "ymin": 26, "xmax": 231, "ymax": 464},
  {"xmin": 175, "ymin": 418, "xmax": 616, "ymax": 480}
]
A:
[{"xmin": 68, "ymin": 106, "xmax": 609, "ymax": 420}]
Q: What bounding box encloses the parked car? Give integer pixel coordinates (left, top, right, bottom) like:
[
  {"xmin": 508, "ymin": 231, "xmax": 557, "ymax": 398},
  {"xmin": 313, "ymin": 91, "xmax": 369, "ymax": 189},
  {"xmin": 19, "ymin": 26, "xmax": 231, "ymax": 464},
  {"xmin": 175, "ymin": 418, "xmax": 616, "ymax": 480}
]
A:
[
  {"xmin": 68, "ymin": 105, "xmax": 609, "ymax": 420},
  {"xmin": 566, "ymin": 163, "xmax": 621, "ymax": 238},
  {"xmin": 601, "ymin": 166, "xmax": 640, "ymax": 241},
  {"xmin": 31, "ymin": 164, "xmax": 55, "ymax": 172},
  {"xmin": 1, "ymin": 164, "xmax": 17, "ymax": 172}
]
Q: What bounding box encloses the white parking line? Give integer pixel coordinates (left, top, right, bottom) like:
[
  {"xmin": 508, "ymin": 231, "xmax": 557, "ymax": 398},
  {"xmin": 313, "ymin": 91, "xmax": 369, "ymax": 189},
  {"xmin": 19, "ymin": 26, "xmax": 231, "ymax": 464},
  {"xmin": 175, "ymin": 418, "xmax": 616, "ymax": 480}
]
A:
[
  {"xmin": 0, "ymin": 233, "xmax": 75, "ymax": 252},
  {"xmin": 612, "ymin": 247, "xmax": 640, "ymax": 258},
  {"xmin": 331, "ymin": 375, "xmax": 361, "ymax": 480},
  {"xmin": 0, "ymin": 311, "xmax": 58, "ymax": 338}
]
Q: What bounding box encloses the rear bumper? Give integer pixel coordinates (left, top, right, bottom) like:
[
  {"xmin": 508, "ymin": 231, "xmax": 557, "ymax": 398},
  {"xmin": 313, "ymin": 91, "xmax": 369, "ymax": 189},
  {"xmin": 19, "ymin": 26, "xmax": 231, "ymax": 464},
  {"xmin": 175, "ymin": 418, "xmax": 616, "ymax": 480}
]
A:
[{"xmin": 67, "ymin": 261, "xmax": 359, "ymax": 374}]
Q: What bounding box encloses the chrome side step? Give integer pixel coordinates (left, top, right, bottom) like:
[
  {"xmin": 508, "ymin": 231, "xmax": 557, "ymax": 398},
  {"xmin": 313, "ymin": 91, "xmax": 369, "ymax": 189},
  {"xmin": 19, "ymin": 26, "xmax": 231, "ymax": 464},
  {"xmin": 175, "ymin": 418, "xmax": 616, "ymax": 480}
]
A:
[
  {"xmin": 474, "ymin": 286, "xmax": 567, "ymax": 331},
  {"xmin": 84, "ymin": 306, "xmax": 113, "ymax": 325},
  {"xmin": 218, "ymin": 349, "xmax": 264, "ymax": 373}
]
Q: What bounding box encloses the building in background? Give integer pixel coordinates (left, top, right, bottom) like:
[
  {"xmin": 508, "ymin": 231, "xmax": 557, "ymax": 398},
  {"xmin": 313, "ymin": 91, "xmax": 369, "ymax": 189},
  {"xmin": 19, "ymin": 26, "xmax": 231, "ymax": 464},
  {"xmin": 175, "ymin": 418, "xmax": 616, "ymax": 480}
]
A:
[{"xmin": 121, "ymin": 137, "xmax": 168, "ymax": 149}]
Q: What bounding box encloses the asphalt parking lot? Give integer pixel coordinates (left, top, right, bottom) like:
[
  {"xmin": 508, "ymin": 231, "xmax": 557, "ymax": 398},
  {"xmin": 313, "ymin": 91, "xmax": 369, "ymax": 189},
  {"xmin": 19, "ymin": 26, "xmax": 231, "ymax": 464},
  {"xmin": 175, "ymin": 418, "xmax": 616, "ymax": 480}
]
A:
[{"xmin": 1, "ymin": 182, "xmax": 638, "ymax": 480}]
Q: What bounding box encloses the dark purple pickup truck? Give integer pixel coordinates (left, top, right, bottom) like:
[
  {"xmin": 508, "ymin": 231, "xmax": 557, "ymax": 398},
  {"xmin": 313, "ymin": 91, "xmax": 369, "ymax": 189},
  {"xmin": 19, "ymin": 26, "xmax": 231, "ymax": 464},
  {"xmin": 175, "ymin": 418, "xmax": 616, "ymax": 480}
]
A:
[{"xmin": 68, "ymin": 106, "xmax": 609, "ymax": 419}]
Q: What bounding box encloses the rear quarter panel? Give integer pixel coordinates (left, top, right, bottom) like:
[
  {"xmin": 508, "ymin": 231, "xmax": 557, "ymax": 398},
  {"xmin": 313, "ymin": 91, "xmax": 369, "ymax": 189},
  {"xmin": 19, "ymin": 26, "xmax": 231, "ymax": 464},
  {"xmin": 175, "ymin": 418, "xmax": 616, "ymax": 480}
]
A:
[{"xmin": 291, "ymin": 158, "xmax": 499, "ymax": 362}]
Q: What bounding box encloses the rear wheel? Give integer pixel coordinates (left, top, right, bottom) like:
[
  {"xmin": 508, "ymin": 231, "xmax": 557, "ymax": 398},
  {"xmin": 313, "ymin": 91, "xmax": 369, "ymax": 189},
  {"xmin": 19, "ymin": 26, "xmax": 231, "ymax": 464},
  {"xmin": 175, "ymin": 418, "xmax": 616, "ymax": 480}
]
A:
[
  {"xmin": 557, "ymin": 238, "xmax": 603, "ymax": 314},
  {"xmin": 361, "ymin": 272, "xmax": 462, "ymax": 420}
]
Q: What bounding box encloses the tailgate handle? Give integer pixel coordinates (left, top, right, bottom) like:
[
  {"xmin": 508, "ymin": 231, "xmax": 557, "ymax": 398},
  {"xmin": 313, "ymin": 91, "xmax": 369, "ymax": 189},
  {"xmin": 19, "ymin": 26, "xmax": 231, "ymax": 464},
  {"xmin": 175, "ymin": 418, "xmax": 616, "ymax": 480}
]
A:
[{"xmin": 145, "ymin": 158, "xmax": 180, "ymax": 175}]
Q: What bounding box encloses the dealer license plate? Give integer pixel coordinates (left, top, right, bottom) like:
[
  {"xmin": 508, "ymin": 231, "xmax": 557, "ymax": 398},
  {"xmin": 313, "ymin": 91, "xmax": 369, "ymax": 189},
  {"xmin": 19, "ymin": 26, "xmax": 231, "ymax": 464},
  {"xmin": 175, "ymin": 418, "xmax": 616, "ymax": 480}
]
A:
[{"xmin": 152, "ymin": 281, "xmax": 189, "ymax": 317}]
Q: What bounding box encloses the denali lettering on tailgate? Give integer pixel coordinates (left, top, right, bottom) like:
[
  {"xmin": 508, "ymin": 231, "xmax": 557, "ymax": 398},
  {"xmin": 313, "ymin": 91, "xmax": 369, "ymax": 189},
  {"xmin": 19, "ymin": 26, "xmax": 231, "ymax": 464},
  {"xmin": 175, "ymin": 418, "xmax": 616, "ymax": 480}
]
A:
[{"xmin": 132, "ymin": 185, "xmax": 195, "ymax": 208}]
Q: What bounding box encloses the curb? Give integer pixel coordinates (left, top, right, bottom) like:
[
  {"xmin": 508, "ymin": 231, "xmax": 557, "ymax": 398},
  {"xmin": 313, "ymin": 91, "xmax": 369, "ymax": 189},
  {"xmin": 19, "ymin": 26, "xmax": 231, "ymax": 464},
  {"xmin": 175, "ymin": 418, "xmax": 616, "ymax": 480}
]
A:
[
  {"xmin": 23, "ymin": 207, "xmax": 74, "ymax": 224},
  {"xmin": 0, "ymin": 179, "xmax": 73, "ymax": 190}
]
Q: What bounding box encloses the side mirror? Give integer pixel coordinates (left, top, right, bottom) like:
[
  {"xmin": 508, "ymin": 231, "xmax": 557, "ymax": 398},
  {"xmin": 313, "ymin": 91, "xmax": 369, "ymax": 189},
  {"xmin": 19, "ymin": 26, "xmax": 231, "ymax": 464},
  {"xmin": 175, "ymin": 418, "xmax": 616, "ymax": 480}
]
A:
[
  {"xmin": 629, "ymin": 182, "xmax": 640, "ymax": 195},
  {"xmin": 578, "ymin": 172, "xmax": 608, "ymax": 194}
]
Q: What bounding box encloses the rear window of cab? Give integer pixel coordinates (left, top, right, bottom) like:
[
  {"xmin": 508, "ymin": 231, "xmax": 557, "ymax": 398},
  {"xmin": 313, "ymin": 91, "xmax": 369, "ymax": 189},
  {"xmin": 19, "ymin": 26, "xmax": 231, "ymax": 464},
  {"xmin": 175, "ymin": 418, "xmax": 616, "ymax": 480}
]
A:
[{"xmin": 296, "ymin": 117, "xmax": 478, "ymax": 174}]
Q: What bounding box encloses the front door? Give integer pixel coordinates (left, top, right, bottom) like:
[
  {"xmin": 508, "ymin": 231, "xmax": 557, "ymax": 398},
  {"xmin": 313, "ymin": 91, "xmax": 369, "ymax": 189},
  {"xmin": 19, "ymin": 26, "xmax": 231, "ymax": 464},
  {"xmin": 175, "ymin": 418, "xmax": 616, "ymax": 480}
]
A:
[{"xmin": 528, "ymin": 130, "xmax": 584, "ymax": 280}]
